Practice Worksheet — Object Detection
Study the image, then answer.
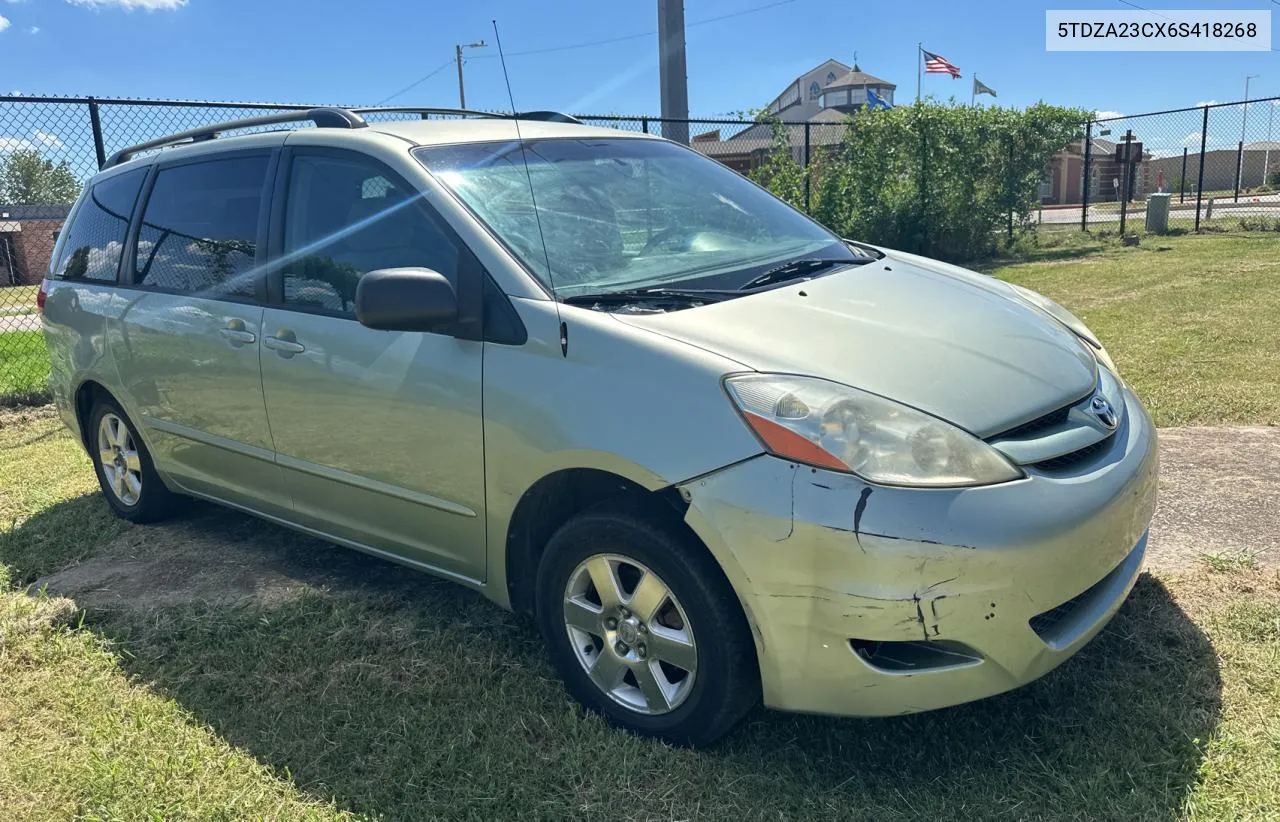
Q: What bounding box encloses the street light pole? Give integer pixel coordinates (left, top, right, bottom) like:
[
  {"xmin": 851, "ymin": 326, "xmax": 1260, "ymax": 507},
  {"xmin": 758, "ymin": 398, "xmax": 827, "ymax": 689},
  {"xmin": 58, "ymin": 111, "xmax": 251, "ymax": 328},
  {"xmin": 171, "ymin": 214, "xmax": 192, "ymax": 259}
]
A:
[
  {"xmin": 455, "ymin": 40, "xmax": 487, "ymax": 108},
  {"xmin": 1242, "ymin": 74, "xmax": 1260, "ymax": 142}
]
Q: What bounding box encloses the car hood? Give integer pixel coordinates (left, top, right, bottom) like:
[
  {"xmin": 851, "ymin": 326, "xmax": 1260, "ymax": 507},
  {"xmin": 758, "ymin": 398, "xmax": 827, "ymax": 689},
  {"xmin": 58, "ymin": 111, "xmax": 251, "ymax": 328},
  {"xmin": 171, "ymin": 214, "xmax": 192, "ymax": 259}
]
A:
[{"xmin": 614, "ymin": 249, "xmax": 1098, "ymax": 438}]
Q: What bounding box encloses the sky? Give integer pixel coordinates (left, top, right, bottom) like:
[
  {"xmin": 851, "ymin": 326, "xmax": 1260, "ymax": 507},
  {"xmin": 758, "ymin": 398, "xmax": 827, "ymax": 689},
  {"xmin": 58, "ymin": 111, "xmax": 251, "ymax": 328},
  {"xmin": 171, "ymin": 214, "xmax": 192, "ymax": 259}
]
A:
[{"xmin": 0, "ymin": 0, "xmax": 1276, "ymax": 118}]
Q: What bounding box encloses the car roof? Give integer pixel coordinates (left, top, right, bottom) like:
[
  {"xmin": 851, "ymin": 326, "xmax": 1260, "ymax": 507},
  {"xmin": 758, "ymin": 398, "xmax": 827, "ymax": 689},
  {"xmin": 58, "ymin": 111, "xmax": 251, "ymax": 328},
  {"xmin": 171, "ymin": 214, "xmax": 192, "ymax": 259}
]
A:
[
  {"xmin": 365, "ymin": 117, "xmax": 655, "ymax": 146},
  {"xmin": 96, "ymin": 115, "xmax": 659, "ymax": 178}
]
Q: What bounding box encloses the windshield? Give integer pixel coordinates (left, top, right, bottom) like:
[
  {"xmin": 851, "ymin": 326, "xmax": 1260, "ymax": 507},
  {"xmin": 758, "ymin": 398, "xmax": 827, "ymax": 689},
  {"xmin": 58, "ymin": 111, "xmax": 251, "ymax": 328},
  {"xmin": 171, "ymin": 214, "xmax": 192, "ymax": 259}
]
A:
[{"xmin": 414, "ymin": 138, "xmax": 855, "ymax": 296}]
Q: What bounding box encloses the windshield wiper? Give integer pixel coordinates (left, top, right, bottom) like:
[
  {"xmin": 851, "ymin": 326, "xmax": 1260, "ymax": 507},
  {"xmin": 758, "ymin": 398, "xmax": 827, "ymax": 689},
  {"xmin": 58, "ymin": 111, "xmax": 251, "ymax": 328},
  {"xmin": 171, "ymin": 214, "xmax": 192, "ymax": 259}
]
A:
[
  {"xmin": 738, "ymin": 257, "xmax": 859, "ymax": 291},
  {"xmin": 562, "ymin": 287, "xmax": 736, "ymax": 307}
]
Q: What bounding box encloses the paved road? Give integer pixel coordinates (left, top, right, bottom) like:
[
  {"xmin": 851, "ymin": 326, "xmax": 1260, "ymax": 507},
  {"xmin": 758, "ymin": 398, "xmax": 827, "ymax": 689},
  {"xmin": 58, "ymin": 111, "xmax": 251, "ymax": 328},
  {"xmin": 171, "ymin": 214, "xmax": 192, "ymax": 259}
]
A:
[
  {"xmin": 1148, "ymin": 427, "xmax": 1280, "ymax": 569},
  {"xmin": 1041, "ymin": 195, "xmax": 1280, "ymax": 225}
]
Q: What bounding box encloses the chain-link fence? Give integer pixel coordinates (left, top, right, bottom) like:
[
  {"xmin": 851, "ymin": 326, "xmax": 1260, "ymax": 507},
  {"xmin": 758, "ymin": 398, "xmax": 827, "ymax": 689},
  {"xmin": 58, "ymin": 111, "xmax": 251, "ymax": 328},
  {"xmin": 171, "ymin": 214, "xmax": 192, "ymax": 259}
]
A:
[
  {"xmin": 2, "ymin": 94, "xmax": 1278, "ymax": 401},
  {"xmin": 1058, "ymin": 98, "xmax": 1280, "ymax": 234}
]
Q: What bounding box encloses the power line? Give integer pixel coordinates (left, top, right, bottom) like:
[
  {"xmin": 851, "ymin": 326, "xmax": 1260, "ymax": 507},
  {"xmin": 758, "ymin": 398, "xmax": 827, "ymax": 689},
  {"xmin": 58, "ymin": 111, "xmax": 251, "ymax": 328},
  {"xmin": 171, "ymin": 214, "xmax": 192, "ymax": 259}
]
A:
[
  {"xmin": 377, "ymin": 0, "xmax": 799, "ymax": 102},
  {"xmin": 374, "ymin": 59, "xmax": 454, "ymax": 105},
  {"xmin": 1118, "ymin": 0, "xmax": 1277, "ymax": 51},
  {"xmin": 475, "ymin": 0, "xmax": 799, "ymax": 59}
]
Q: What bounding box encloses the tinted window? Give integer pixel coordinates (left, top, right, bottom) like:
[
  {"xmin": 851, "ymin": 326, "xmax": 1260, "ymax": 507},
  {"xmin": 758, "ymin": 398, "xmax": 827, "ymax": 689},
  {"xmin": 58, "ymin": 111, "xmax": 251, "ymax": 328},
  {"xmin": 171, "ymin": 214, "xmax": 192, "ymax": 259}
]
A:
[
  {"xmin": 54, "ymin": 169, "xmax": 146, "ymax": 282},
  {"xmin": 281, "ymin": 152, "xmax": 457, "ymax": 314},
  {"xmin": 134, "ymin": 155, "xmax": 269, "ymax": 297}
]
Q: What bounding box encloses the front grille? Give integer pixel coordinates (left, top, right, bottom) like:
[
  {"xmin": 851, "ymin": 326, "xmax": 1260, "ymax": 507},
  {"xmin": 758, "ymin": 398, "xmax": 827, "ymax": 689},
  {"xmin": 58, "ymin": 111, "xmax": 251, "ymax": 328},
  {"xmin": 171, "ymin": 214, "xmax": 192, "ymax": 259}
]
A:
[
  {"xmin": 995, "ymin": 403, "xmax": 1073, "ymax": 441},
  {"xmin": 1030, "ymin": 435, "xmax": 1113, "ymax": 471},
  {"xmin": 1029, "ymin": 554, "xmax": 1125, "ymax": 642}
]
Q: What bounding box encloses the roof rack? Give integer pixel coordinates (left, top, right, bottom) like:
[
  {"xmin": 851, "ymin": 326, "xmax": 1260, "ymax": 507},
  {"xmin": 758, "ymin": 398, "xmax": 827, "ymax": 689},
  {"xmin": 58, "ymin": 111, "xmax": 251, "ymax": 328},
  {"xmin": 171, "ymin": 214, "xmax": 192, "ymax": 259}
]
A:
[
  {"xmin": 102, "ymin": 106, "xmax": 585, "ymax": 169},
  {"xmin": 352, "ymin": 106, "xmax": 582, "ymax": 124},
  {"xmin": 103, "ymin": 107, "xmax": 366, "ymax": 168}
]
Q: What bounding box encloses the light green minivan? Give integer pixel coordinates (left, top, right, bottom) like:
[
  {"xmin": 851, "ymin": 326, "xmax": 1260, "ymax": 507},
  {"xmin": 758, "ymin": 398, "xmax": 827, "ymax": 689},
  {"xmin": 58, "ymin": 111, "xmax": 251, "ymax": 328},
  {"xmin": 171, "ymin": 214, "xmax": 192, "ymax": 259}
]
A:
[{"xmin": 40, "ymin": 107, "xmax": 1157, "ymax": 745}]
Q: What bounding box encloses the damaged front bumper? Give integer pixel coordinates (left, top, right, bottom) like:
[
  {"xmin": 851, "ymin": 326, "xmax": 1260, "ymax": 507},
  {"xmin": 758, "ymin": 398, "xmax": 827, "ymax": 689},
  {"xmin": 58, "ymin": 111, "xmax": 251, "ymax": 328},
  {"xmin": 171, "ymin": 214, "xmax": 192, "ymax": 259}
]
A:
[{"xmin": 678, "ymin": 385, "xmax": 1158, "ymax": 717}]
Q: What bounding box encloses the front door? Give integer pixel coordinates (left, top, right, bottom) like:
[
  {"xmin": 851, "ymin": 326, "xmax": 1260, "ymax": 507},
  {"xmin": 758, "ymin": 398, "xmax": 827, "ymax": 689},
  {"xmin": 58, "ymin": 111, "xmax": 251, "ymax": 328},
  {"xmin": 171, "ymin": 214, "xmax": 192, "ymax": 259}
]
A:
[
  {"xmin": 113, "ymin": 150, "xmax": 291, "ymax": 516},
  {"xmin": 259, "ymin": 147, "xmax": 486, "ymax": 580}
]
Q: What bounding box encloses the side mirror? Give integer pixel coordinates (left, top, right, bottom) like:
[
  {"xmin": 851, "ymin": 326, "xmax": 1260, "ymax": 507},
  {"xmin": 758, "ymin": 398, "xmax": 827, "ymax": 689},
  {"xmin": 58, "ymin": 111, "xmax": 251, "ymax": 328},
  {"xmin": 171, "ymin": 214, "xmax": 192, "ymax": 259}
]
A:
[{"xmin": 355, "ymin": 267, "xmax": 458, "ymax": 332}]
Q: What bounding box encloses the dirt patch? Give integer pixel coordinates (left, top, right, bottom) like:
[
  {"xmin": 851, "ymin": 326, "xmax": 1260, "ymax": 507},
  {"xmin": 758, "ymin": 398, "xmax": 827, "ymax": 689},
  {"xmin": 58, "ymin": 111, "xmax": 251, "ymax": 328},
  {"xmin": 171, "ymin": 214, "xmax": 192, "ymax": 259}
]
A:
[
  {"xmin": 34, "ymin": 505, "xmax": 431, "ymax": 612},
  {"xmin": 30, "ymin": 427, "xmax": 1279, "ymax": 611}
]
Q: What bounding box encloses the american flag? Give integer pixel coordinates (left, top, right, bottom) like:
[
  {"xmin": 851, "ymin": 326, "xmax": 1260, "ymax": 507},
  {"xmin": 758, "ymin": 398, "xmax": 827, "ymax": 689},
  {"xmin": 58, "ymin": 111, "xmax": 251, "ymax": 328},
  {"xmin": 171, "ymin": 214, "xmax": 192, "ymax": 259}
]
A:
[{"xmin": 922, "ymin": 49, "xmax": 961, "ymax": 79}]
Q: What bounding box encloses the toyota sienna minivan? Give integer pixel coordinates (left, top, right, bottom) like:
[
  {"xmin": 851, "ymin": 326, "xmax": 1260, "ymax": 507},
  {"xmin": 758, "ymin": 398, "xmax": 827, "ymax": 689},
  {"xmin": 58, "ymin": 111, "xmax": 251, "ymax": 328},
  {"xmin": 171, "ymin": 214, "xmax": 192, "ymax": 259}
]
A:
[{"xmin": 40, "ymin": 107, "xmax": 1158, "ymax": 745}]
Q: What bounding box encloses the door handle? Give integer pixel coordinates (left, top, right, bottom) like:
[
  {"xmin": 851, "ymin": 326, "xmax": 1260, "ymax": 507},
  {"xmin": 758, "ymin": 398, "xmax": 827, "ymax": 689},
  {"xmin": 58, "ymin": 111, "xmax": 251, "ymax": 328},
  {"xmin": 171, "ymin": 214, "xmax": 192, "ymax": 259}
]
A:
[
  {"xmin": 265, "ymin": 331, "xmax": 306, "ymax": 357},
  {"xmin": 219, "ymin": 320, "xmax": 256, "ymax": 347}
]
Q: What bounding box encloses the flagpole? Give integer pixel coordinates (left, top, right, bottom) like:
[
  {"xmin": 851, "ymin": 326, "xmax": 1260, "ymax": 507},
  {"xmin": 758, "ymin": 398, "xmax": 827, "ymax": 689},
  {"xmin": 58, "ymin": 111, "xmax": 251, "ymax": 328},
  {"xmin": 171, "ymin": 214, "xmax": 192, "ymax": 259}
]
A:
[{"xmin": 916, "ymin": 42, "xmax": 922, "ymax": 102}]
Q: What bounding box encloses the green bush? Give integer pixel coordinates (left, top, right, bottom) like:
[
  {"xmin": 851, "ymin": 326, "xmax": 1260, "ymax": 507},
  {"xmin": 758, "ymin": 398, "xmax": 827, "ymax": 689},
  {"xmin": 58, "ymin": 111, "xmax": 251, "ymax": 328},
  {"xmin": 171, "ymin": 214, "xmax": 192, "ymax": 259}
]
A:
[{"xmin": 750, "ymin": 102, "xmax": 1087, "ymax": 262}]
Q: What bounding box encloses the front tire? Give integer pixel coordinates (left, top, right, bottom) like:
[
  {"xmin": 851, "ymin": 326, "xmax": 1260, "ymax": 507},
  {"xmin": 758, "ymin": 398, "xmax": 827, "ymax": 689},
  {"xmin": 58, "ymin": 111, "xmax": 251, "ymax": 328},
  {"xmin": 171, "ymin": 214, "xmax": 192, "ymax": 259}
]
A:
[
  {"xmin": 88, "ymin": 398, "xmax": 182, "ymax": 524},
  {"xmin": 535, "ymin": 499, "xmax": 759, "ymax": 746}
]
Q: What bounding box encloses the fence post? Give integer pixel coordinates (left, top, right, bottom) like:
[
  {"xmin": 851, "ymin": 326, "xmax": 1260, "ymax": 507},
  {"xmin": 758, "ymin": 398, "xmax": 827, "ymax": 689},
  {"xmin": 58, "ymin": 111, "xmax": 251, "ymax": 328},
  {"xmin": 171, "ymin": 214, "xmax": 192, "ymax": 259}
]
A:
[
  {"xmin": 87, "ymin": 97, "xmax": 106, "ymax": 170},
  {"xmin": 1179, "ymin": 148, "xmax": 1188, "ymax": 203},
  {"xmin": 1081, "ymin": 120, "xmax": 1092, "ymax": 231},
  {"xmin": 1119, "ymin": 131, "xmax": 1133, "ymax": 235},
  {"xmin": 1195, "ymin": 106, "xmax": 1209, "ymax": 231},
  {"xmin": 641, "ymin": 116, "xmax": 649, "ymax": 135},
  {"xmin": 1234, "ymin": 140, "xmax": 1244, "ymax": 202},
  {"xmin": 803, "ymin": 122, "xmax": 811, "ymax": 214}
]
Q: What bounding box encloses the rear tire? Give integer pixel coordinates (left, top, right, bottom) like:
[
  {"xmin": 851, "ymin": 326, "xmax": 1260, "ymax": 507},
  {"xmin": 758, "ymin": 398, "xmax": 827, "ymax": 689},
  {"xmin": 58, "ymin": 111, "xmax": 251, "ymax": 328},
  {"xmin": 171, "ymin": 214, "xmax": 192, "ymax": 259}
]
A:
[
  {"xmin": 88, "ymin": 398, "xmax": 182, "ymax": 524},
  {"xmin": 535, "ymin": 498, "xmax": 759, "ymax": 746}
]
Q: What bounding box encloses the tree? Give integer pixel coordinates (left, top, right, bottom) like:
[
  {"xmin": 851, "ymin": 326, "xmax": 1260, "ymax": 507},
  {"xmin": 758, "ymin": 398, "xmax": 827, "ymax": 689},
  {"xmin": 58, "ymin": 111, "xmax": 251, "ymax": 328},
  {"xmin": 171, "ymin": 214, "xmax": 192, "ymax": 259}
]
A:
[
  {"xmin": 752, "ymin": 101, "xmax": 1087, "ymax": 262},
  {"xmin": 1, "ymin": 149, "xmax": 82, "ymax": 204}
]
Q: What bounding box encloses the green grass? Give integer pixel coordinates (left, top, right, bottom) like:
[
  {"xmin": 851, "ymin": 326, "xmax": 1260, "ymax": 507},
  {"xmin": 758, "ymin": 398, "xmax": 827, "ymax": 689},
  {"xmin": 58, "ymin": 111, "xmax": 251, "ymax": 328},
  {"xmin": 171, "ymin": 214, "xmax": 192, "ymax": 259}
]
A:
[
  {"xmin": 2, "ymin": 409, "xmax": 1279, "ymax": 820},
  {"xmin": 985, "ymin": 232, "xmax": 1280, "ymax": 427},
  {"xmin": 0, "ymin": 330, "xmax": 50, "ymax": 404}
]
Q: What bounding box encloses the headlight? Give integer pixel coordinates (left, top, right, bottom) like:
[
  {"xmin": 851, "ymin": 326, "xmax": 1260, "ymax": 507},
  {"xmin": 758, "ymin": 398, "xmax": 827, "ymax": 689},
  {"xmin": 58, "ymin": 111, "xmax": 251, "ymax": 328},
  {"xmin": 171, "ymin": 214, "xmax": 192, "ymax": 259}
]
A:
[
  {"xmin": 1008, "ymin": 284, "xmax": 1118, "ymax": 373},
  {"xmin": 724, "ymin": 374, "xmax": 1024, "ymax": 487}
]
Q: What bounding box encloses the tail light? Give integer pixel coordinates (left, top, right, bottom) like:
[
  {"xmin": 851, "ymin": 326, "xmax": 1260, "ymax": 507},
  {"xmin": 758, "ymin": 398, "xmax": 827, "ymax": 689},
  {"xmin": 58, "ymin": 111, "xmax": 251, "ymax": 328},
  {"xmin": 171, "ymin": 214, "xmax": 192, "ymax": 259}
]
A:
[{"xmin": 36, "ymin": 280, "xmax": 48, "ymax": 313}]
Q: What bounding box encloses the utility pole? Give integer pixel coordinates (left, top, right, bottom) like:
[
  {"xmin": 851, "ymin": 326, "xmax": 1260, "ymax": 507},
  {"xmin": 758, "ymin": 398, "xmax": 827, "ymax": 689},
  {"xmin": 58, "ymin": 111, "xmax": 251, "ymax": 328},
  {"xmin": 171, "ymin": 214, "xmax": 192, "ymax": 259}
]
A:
[
  {"xmin": 455, "ymin": 40, "xmax": 486, "ymax": 108},
  {"xmin": 657, "ymin": 0, "xmax": 689, "ymax": 144}
]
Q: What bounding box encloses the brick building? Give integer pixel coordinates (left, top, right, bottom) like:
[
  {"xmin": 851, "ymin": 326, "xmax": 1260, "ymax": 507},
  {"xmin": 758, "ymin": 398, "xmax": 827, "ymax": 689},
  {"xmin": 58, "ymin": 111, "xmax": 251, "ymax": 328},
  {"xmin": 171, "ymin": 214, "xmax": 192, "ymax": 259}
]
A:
[{"xmin": 0, "ymin": 204, "xmax": 71, "ymax": 285}]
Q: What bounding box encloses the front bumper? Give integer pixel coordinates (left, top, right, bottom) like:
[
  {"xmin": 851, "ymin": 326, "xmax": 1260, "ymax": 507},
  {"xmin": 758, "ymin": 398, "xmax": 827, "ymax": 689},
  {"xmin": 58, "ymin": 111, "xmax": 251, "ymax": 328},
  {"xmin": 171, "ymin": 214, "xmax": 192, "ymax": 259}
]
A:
[{"xmin": 679, "ymin": 385, "xmax": 1158, "ymax": 717}]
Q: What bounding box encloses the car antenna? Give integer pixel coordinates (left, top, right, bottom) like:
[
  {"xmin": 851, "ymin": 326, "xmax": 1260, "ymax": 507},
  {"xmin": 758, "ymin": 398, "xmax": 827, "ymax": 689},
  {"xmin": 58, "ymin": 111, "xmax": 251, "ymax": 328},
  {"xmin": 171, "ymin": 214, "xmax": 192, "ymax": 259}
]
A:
[{"xmin": 493, "ymin": 19, "xmax": 567, "ymax": 357}]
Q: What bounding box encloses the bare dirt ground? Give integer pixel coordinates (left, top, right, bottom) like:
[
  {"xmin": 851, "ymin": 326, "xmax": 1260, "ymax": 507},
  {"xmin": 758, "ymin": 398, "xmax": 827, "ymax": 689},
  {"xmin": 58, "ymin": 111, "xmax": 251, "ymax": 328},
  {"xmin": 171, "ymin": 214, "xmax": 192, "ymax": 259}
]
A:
[{"xmin": 31, "ymin": 427, "xmax": 1280, "ymax": 611}]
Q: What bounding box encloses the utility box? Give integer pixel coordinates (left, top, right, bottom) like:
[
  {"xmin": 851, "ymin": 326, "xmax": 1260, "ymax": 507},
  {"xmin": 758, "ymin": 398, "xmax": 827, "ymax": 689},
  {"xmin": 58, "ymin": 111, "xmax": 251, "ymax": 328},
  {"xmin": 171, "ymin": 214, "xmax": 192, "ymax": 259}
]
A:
[{"xmin": 1145, "ymin": 192, "xmax": 1172, "ymax": 234}]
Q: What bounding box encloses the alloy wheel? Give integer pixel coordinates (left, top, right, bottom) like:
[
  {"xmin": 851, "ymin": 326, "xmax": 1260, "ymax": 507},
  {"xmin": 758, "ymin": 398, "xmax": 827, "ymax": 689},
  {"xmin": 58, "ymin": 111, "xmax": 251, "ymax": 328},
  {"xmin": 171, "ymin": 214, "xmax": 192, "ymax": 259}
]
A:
[
  {"xmin": 97, "ymin": 412, "xmax": 142, "ymax": 506},
  {"xmin": 563, "ymin": 554, "xmax": 698, "ymax": 715}
]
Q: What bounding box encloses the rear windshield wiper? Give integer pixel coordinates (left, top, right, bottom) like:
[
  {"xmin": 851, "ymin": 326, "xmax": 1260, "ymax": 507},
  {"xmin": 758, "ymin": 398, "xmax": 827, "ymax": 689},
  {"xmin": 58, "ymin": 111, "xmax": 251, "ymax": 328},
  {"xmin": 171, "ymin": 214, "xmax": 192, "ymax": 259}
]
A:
[
  {"xmin": 739, "ymin": 257, "xmax": 861, "ymax": 291},
  {"xmin": 562, "ymin": 287, "xmax": 736, "ymax": 307}
]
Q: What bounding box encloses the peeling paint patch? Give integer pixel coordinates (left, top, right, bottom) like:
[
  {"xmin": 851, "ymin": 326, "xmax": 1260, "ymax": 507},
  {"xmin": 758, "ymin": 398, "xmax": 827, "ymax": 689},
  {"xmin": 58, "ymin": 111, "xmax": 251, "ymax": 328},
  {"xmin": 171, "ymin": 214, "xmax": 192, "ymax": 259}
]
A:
[{"xmin": 852, "ymin": 487, "xmax": 872, "ymax": 552}]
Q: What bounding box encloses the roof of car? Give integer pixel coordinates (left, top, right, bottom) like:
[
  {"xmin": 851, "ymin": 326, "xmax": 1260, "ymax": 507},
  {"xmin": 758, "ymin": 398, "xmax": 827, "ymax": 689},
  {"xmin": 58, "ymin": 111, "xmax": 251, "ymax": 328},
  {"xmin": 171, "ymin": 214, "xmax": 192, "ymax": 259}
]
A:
[{"xmin": 364, "ymin": 117, "xmax": 656, "ymax": 146}]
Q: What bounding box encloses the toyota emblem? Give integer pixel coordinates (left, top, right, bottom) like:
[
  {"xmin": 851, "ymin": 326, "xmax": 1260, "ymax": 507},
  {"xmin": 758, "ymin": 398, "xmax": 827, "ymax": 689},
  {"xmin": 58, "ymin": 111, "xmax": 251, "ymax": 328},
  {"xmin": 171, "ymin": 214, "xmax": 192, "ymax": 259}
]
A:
[{"xmin": 1091, "ymin": 395, "xmax": 1118, "ymax": 429}]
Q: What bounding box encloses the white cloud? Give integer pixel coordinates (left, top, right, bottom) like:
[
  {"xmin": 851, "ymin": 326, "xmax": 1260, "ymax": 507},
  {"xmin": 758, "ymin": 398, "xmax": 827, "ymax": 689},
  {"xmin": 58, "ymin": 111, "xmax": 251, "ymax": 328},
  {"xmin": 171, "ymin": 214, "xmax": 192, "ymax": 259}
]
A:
[
  {"xmin": 33, "ymin": 130, "xmax": 63, "ymax": 148},
  {"xmin": 1195, "ymin": 100, "xmax": 1219, "ymax": 108},
  {"xmin": 27, "ymin": 25, "xmax": 38, "ymax": 34},
  {"xmin": 0, "ymin": 15, "xmax": 10, "ymax": 32},
  {"xmin": 0, "ymin": 136, "xmax": 39, "ymax": 152},
  {"xmin": 1094, "ymin": 110, "xmax": 1124, "ymax": 120},
  {"xmin": 65, "ymin": 0, "xmax": 188, "ymax": 9}
]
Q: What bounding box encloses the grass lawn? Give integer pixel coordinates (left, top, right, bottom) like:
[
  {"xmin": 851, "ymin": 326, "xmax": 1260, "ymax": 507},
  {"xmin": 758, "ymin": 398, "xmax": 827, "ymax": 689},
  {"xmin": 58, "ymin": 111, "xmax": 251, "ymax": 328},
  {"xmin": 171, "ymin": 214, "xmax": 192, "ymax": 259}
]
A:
[
  {"xmin": 3, "ymin": 408, "xmax": 1280, "ymax": 819},
  {"xmin": 985, "ymin": 231, "xmax": 1280, "ymax": 427},
  {"xmin": 0, "ymin": 330, "xmax": 50, "ymax": 402}
]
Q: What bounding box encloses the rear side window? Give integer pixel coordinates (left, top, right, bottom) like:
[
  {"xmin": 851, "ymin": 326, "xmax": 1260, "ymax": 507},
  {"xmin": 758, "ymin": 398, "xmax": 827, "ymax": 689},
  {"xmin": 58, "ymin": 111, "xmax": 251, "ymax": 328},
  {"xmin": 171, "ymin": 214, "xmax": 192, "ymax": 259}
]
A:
[
  {"xmin": 133, "ymin": 155, "xmax": 269, "ymax": 298},
  {"xmin": 53, "ymin": 168, "xmax": 146, "ymax": 282},
  {"xmin": 281, "ymin": 152, "xmax": 458, "ymax": 314}
]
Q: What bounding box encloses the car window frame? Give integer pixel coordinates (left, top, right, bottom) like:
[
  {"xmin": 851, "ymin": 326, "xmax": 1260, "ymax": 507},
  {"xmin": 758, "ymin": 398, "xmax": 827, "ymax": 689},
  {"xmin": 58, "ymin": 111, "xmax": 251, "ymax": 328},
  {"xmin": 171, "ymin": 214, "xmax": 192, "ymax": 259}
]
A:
[
  {"xmin": 121, "ymin": 147, "xmax": 279, "ymax": 306},
  {"xmin": 50, "ymin": 165, "xmax": 150, "ymax": 285},
  {"xmin": 265, "ymin": 145, "xmax": 484, "ymax": 341}
]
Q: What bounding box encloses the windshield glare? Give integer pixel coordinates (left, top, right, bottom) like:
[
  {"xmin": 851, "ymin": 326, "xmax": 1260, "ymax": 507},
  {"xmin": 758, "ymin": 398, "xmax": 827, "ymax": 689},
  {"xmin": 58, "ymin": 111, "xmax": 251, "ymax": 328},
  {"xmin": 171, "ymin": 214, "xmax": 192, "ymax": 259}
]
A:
[{"xmin": 414, "ymin": 138, "xmax": 852, "ymax": 296}]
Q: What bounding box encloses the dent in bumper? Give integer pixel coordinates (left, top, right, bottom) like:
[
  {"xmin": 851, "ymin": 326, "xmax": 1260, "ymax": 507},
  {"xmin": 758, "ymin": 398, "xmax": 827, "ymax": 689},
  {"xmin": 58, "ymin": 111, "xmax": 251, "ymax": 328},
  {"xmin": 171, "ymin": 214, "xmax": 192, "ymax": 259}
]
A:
[{"xmin": 679, "ymin": 387, "xmax": 1158, "ymax": 717}]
